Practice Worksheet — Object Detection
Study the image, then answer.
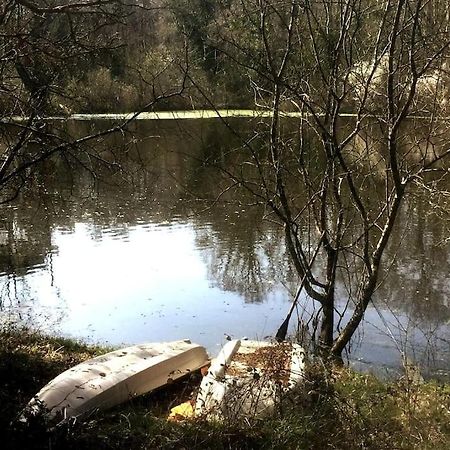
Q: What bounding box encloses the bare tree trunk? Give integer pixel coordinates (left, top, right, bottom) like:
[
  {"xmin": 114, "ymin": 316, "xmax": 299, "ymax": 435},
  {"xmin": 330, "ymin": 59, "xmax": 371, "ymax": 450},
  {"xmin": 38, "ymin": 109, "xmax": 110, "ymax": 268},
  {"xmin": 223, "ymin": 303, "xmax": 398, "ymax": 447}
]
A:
[{"xmin": 320, "ymin": 298, "xmax": 335, "ymax": 353}]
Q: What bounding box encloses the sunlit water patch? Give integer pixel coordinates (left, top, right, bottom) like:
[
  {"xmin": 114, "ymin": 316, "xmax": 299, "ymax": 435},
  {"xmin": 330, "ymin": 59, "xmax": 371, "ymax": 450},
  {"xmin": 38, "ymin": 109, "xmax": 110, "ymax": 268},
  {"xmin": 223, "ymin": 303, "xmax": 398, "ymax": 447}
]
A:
[{"xmin": 0, "ymin": 221, "xmax": 290, "ymax": 356}]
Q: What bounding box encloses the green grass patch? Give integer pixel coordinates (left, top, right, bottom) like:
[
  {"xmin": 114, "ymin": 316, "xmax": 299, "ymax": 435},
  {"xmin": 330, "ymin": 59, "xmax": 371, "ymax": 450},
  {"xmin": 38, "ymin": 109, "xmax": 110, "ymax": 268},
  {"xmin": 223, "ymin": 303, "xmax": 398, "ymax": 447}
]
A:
[{"xmin": 1, "ymin": 327, "xmax": 449, "ymax": 449}]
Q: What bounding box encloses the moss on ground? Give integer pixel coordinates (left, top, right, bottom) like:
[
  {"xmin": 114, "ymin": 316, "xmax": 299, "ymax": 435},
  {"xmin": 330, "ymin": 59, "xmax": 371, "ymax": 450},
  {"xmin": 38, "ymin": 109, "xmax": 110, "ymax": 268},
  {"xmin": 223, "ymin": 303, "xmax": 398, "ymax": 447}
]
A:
[{"xmin": 1, "ymin": 327, "xmax": 449, "ymax": 449}]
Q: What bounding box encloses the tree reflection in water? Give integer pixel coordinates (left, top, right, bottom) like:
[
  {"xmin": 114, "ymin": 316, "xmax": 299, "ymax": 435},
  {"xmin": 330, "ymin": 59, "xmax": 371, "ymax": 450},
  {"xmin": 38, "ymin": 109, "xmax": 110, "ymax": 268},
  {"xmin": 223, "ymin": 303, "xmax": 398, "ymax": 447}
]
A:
[{"xmin": 0, "ymin": 118, "xmax": 448, "ymax": 376}]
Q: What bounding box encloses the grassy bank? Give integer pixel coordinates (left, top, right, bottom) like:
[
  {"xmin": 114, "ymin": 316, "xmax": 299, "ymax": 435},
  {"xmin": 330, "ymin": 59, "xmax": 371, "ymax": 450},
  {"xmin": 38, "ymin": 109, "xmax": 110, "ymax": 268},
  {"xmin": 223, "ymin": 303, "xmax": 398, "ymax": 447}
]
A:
[{"xmin": 1, "ymin": 328, "xmax": 449, "ymax": 449}]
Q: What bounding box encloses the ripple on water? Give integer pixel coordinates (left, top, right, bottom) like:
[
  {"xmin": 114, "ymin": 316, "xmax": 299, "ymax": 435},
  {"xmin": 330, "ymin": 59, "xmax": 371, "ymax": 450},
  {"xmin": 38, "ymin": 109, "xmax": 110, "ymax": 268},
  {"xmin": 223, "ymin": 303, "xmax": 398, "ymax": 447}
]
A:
[{"xmin": 0, "ymin": 262, "xmax": 47, "ymax": 278}]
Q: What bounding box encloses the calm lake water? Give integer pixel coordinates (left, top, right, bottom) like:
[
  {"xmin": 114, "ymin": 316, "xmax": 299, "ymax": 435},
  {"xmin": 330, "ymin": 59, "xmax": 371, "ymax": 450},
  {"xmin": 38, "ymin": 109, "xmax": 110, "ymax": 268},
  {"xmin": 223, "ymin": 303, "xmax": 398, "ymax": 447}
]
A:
[{"xmin": 0, "ymin": 118, "xmax": 449, "ymax": 379}]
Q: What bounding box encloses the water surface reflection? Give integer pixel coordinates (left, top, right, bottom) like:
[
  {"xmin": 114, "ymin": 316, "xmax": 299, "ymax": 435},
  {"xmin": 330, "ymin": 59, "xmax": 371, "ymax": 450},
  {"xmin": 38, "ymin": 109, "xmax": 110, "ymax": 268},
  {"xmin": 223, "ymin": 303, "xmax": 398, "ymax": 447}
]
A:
[{"xmin": 0, "ymin": 119, "xmax": 448, "ymax": 378}]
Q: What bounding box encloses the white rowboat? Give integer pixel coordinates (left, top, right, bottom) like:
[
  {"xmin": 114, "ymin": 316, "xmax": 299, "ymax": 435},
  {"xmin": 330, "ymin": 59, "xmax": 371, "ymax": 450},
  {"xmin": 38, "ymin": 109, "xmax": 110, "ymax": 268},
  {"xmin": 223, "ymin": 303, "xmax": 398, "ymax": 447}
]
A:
[
  {"xmin": 195, "ymin": 340, "xmax": 305, "ymax": 420},
  {"xmin": 25, "ymin": 340, "xmax": 209, "ymax": 422}
]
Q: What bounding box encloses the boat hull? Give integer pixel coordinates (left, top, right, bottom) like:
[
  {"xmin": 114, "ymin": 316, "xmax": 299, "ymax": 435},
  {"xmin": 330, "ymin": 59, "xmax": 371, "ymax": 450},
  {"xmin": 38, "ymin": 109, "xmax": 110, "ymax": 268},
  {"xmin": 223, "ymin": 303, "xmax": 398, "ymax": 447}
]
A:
[
  {"xmin": 25, "ymin": 340, "xmax": 209, "ymax": 421},
  {"xmin": 195, "ymin": 340, "xmax": 305, "ymax": 420}
]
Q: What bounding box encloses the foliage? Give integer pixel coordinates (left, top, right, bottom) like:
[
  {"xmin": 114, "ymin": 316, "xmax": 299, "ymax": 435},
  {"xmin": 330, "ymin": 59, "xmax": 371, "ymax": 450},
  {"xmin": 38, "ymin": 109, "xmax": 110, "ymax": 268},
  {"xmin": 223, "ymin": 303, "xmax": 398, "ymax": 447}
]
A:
[{"xmin": 65, "ymin": 67, "xmax": 139, "ymax": 113}]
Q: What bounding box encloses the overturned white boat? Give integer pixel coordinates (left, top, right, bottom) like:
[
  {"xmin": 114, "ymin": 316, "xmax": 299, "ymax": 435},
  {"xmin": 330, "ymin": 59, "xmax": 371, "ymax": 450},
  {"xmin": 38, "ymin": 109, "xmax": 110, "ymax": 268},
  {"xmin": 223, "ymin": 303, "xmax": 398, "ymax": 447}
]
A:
[
  {"xmin": 24, "ymin": 340, "xmax": 209, "ymax": 422},
  {"xmin": 195, "ymin": 340, "xmax": 305, "ymax": 420}
]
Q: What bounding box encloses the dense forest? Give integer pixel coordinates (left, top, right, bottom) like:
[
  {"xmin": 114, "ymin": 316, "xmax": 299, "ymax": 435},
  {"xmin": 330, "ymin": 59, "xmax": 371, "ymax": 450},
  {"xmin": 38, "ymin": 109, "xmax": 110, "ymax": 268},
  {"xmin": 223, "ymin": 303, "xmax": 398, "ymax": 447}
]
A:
[
  {"xmin": 2, "ymin": 0, "xmax": 448, "ymax": 114},
  {"xmin": 1, "ymin": 0, "xmax": 255, "ymax": 113}
]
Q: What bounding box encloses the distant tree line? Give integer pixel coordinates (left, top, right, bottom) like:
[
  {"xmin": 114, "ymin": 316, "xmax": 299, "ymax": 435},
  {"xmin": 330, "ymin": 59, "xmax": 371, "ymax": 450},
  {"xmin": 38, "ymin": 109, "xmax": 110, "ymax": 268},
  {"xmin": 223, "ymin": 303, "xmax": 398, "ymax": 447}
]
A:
[
  {"xmin": 1, "ymin": 0, "xmax": 258, "ymax": 115},
  {"xmin": 3, "ymin": 1, "xmax": 450, "ymax": 115}
]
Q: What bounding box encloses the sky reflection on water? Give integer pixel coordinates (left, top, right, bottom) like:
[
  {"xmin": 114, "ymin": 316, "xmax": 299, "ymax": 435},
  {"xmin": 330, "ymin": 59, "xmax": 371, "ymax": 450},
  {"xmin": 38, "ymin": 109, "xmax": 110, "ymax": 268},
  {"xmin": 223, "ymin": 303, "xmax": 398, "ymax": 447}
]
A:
[
  {"xmin": 3, "ymin": 221, "xmax": 290, "ymax": 358},
  {"xmin": 0, "ymin": 118, "xmax": 448, "ymax": 379}
]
